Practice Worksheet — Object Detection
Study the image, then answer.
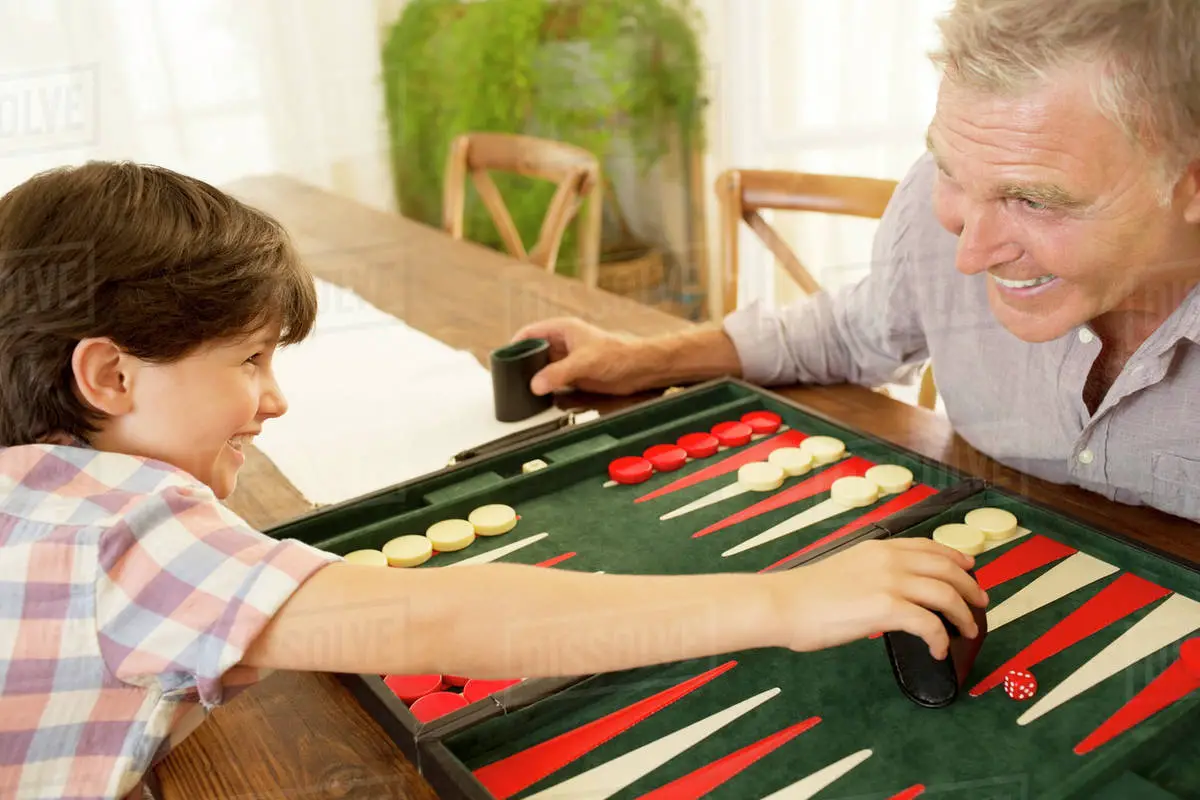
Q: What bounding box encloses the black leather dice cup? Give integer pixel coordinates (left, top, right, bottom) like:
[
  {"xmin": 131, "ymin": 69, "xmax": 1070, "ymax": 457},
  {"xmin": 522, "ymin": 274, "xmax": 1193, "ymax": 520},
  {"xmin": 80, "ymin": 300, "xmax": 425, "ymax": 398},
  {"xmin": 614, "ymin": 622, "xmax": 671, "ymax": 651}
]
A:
[
  {"xmin": 490, "ymin": 338, "xmax": 554, "ymax": 422},
  {"xmin": 884, "ymin": 588, "xmax": 989, "ymax": 708}
]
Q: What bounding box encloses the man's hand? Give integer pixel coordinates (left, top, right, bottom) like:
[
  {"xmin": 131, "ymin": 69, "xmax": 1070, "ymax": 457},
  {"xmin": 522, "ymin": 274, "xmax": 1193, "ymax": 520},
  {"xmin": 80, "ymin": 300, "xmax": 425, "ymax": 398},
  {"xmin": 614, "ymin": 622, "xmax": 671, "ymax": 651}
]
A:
[
  {"xmin": 509, "ymin": 317, "xmax": 657, "ymax": 396},
  {"xmin": 509, "ymin": 317, "xmax": 745, "ymax": 397}
]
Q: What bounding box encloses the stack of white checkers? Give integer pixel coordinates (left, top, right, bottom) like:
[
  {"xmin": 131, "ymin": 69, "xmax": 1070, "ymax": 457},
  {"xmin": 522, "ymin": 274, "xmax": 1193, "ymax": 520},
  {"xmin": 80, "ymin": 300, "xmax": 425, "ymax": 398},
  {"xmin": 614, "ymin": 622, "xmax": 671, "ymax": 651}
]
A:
[
  {"xmin": 342, "ymin": 503, "xmax": 521, "ymax": 568},
  {"xmin": 931, "ymin": 507, "xmax": 1023, "ymax": 555},
  {"xmin": 731, "ymin": 439, "xmax": 914, "ymax": 507}
]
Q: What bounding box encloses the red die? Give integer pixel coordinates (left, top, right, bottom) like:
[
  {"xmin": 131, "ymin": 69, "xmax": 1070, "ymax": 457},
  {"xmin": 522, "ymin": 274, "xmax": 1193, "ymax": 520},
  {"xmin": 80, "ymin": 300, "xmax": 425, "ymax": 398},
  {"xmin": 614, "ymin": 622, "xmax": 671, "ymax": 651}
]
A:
[{"xmin": 1003, "ymin": 669, "xmax": 1038, "ymax": 701}]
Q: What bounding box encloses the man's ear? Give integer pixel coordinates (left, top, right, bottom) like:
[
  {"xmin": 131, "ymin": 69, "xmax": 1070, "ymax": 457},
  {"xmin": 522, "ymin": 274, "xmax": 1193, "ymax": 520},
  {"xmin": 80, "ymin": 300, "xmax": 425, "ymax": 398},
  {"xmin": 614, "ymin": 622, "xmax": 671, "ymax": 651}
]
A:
[
  {"xmin": 72, "ymin": 338, "xmax": 137, "ymax": 416},
  {"xmin": 1181, "ymin": 160, "xmax": 1200, "ymax": 224}
]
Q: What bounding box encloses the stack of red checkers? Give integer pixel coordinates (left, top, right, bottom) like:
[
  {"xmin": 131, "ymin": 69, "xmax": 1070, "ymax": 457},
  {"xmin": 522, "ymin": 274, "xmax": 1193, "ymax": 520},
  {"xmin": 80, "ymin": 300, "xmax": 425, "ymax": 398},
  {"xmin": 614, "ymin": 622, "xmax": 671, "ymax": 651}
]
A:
[
  {"xmin": 382, "ymin": 674, "xmax": 524, "ymax": 722},
  {"xmin": 741, "ymin": 410, "xmax": 782, "ymax": 435},
  {"xmin": 607, "ymin": 411, "xmax": 785, "ymax": 484},
  {"xmin": 608, "ymin": 456, "xmax": 654, "ymax": 484},
  {"xmin": 711, "ymin": 420, "xmax": 752, "ymax": 447},
  {"xmin": 643, "ymin": 443, "xmax": 688, "ymax": 471},
  {"xmin": 677, "ymin": 432, "xmax": 719, "ymax": 458}
]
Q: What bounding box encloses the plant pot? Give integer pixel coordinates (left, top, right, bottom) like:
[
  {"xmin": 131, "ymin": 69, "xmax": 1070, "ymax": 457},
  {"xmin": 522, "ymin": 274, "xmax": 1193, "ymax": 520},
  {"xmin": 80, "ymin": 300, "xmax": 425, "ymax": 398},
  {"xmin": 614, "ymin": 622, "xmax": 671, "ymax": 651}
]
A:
[{"xmin": 597, "ymin": 244, "xmax": 665, "ymax": 297}]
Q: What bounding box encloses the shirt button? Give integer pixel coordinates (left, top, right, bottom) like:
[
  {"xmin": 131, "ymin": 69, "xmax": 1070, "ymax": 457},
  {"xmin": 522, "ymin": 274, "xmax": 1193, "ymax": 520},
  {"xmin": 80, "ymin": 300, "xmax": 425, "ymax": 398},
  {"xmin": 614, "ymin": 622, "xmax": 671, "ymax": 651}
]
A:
[
  {"xmin": 1078, "ymin": 328, "xmax": 1095, "ymax": 344},
  {"xmin": 1077, "ymin": 449, "xmax": 1094, "ymax": 465}
]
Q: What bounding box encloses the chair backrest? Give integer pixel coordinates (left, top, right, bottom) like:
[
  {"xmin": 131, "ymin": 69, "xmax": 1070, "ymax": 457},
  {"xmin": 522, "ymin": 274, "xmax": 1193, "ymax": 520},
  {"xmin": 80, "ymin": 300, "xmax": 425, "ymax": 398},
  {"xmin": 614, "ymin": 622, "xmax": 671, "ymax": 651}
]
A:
[
  {"xmin": 716, "ymin": 168, "xmax": 938, "ymax": 410},
  {"xmin": 715, "ymin": 168, "xmax": 897, "ymax": 315},
  {"xmin": 442, "ymin": 132, "xmax": 602, "ymax": 285}
]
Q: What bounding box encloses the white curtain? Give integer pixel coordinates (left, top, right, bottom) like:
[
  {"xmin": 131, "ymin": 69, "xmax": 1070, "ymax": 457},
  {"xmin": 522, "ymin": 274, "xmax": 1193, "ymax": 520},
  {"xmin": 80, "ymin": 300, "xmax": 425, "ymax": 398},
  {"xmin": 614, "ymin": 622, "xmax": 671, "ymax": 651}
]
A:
[
  {"xmin": 698, "ymin": 0, "xmax": 954, "ymax": 312},
  {"xmin": 0, "ymin": 0, "xmax": 396, "ymax": 210},
  {"xmin": 2, "ymin": 0, "xmax": 952, "ymax": 316}
]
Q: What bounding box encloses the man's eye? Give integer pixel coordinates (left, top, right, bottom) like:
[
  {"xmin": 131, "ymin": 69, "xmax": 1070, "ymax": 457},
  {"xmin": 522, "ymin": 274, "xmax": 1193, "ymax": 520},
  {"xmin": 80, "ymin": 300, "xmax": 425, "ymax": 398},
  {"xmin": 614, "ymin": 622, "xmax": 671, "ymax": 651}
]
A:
[{"xmin": 1021, "ymin": 198, "xmax": 1048, "ymax": 211}]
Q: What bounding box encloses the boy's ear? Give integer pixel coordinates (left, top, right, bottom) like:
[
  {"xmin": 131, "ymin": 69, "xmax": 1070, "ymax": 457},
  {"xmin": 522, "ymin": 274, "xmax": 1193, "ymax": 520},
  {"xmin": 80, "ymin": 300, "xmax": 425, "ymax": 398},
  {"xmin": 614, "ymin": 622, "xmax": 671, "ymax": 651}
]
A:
[{"xmin": 72, "ymin": 338, "xmax": 137, "ymax": 415}]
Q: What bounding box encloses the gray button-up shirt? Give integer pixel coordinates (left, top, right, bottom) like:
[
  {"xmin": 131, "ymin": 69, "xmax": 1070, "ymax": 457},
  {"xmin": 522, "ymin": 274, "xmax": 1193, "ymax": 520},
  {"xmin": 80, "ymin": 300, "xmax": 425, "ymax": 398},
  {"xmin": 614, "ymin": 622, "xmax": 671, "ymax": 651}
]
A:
[{"xmin": 724, "ymin": 152, "xmax": 1200, "ymax": 523}]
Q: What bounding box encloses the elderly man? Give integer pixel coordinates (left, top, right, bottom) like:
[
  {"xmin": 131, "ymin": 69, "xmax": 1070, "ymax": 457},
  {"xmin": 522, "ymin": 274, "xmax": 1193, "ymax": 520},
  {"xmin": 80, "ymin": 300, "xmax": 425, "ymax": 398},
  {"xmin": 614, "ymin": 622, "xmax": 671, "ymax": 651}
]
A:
[{"xmin": 512, "ymin": 0, "xmax": 1200, "ymax": 523}]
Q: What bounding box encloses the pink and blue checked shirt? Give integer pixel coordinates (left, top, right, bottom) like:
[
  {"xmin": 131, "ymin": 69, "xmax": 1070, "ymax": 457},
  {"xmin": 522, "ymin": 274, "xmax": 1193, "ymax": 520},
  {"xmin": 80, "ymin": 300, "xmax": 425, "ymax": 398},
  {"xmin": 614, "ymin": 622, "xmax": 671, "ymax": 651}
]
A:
[{"xmin": 0, "ymin": 442, "xmax": 338, "ymax": 799}]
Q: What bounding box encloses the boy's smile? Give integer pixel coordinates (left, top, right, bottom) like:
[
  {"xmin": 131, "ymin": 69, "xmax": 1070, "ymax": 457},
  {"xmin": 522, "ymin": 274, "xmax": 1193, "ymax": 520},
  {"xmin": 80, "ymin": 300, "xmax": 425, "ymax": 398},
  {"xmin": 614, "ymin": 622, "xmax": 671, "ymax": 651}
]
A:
[{"xmin": 73, "ymin": 323, "xmax": 289, "ymax": 499}]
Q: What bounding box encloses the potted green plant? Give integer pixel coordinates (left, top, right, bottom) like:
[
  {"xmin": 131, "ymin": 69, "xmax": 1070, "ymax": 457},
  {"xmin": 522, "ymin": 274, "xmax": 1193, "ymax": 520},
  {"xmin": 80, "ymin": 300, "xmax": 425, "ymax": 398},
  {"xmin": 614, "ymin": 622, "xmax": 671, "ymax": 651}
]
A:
[{"xmin": 380, "ymin": 0, "xmax": 706, "ymax": 293}]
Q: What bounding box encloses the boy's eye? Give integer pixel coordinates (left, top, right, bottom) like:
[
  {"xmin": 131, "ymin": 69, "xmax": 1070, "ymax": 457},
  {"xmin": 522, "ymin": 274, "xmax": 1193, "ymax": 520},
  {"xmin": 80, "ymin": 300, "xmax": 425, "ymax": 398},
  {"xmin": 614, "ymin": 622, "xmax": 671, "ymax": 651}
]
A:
[{"xmin": 245, "ymin": 352, "xmax": 261, "ymax": 364}]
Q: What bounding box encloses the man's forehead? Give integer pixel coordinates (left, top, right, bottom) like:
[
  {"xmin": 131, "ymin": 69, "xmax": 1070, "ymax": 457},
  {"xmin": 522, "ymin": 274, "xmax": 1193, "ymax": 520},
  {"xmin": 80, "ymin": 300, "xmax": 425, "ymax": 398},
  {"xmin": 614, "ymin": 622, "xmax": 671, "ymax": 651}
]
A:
[
  {"xmin": 926, "ymin": 94, "xmax": 1121, "ymax": 184},
  {"xmin": 929, "ymin": 70, "xmax": 1134, "ymax": 162}
]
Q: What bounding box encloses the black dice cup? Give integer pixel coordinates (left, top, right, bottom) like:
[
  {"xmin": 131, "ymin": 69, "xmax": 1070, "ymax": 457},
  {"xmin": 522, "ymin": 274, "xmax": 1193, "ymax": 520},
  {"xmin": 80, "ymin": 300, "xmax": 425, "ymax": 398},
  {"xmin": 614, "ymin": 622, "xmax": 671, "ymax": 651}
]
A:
[{"xmin": 490, "ymin": 338, "xmax": 554, "ymax": 422}]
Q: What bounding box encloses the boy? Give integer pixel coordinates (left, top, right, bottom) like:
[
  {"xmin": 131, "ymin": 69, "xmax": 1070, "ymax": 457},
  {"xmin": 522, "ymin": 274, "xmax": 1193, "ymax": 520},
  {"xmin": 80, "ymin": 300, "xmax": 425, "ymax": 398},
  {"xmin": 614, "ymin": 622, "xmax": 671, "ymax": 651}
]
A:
[{"xmin": 0, "ymin": 162, "xmax": 987, "ymax": 800}]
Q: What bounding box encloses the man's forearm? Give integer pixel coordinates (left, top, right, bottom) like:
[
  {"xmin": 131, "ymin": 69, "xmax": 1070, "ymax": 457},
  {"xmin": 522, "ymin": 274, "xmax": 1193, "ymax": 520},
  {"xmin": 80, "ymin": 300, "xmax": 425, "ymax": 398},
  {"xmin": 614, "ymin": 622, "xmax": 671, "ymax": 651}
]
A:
[{"xmin": 637, "ymin": 326, "xmax": 744, "ymax": 389}]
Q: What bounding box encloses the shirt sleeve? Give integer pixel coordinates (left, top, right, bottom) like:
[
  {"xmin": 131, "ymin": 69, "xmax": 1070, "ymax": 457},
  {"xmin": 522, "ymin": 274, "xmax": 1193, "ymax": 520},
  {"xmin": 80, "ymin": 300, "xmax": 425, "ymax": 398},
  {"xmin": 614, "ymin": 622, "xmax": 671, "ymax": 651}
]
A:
[
  {"xmin": 94, "ymin": 483, "xmax": 341, "ymax": 708},
  {"xmin": 721, "ymin": 153, "xmax": 936, "ymax": 388}
]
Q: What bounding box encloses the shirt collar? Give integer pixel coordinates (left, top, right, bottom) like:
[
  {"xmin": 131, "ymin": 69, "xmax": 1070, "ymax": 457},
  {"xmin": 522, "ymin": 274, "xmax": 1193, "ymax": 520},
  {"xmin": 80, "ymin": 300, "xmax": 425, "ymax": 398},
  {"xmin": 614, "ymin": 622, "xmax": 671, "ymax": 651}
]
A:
[
  {"xmin": 1180, "ymin": 282, "xmax": 1200, "ymax": 347},
  {"xmin": 1145, "ymin": 281, "xmax": 1200, "ymax": 356}
]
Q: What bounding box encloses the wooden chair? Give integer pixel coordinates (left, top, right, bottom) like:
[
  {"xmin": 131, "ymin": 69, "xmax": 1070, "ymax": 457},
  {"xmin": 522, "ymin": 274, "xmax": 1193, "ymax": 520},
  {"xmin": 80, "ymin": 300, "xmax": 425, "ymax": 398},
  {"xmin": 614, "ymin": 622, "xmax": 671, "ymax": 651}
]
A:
[
  {"xmin": 443, "ymin": 132, "xmax": 602, "ymax": 286},
  {"xmin": 715, "ymin": 168, "xmax": 937, "ymax": 410}
]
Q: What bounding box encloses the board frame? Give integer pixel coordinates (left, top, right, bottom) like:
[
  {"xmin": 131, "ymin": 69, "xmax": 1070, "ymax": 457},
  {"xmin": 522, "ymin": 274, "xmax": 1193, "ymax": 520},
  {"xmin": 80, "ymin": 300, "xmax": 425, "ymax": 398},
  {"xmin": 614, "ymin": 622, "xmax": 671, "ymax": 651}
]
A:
[{"xmin": 254, "ymin": 378, "xmax": 1009, "ymax": 789}]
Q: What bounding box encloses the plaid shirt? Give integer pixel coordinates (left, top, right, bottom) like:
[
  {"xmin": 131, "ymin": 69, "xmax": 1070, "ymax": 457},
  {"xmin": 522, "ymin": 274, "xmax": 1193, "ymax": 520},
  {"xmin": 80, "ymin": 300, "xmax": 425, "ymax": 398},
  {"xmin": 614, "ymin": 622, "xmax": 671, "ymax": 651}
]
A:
[{"xmin": 0, "ymin": 443, "xmax": 338, "ymax": 799}]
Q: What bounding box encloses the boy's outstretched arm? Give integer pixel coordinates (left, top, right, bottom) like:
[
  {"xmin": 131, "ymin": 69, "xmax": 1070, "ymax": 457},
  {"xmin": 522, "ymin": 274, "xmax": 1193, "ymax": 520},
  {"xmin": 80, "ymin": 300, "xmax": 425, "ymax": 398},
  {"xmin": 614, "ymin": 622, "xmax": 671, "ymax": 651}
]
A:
[{"xmin": 240, "ymin": 537, "xmax": 987, "ymax": 679}]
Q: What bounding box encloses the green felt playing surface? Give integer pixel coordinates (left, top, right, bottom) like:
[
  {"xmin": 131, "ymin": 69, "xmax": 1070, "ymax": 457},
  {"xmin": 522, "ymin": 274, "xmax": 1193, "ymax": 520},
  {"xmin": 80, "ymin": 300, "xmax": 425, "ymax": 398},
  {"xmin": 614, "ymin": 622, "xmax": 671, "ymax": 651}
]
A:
[
  {"xmin": 436, "ymin": 489, "xmax": 1200, "ymax": 799},
  {"xmin": 264, "ymin": 381, "xmax": 1199, "ymax": 798},
  {"xmin": 271, "ymin": 381, "xmax": 965, "ymax": 576}
]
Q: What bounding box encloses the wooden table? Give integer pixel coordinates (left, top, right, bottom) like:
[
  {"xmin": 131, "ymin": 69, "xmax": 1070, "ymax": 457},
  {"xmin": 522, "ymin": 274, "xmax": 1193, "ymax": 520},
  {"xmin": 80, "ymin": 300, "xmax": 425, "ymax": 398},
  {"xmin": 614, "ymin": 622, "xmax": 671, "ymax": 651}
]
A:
[{"xmin": 153, "ymin": 177, "xmax": 1200, "ymax": 800}]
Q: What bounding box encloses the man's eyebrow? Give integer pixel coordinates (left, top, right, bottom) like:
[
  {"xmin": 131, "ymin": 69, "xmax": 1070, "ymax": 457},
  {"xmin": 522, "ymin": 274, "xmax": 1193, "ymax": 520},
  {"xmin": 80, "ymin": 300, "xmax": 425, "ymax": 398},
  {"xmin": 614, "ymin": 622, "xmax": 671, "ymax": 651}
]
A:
[{"xmin": 997, "ymin": 181, "xmax": 1086, "ymax": 209}]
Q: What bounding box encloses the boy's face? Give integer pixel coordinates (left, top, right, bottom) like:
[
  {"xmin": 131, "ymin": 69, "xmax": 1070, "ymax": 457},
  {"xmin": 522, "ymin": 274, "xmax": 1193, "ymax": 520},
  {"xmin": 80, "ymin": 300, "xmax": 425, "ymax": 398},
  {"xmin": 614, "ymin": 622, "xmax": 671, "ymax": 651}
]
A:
[{"xmin": 90, "ymin": 325, "xmax": 288, "ymax": 499}]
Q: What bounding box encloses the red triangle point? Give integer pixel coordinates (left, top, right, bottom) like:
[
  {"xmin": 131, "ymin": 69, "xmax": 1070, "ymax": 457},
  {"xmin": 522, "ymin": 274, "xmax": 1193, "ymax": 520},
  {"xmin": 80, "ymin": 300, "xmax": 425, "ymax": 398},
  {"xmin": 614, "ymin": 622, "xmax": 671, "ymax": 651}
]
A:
[
  {"xmin": 636, "ymin": 717, "xmax": 822, "ymax": 800},
  {"xmin": 1075, "ymin": 636, "xmax": 1200, "ymax": 754},
  {"xmin": 974, "ymin": 535, "xmax": 1076, "ymax": 592},
  {"xmin": 969, "ymin": 572, "xmax": 1170, "ymax": 696},
  {"xmin": 473, "ymin": 660, "xmax": 737, "ymax": 799}
]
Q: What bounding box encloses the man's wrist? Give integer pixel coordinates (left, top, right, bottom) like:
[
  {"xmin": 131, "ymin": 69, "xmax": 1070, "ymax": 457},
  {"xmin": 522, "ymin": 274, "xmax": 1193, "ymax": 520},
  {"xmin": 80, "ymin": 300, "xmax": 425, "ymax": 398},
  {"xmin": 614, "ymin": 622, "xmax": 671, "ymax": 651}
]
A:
[{"xmin": 634, "ymin": 326, "xmax": 742, "ymax": 390}]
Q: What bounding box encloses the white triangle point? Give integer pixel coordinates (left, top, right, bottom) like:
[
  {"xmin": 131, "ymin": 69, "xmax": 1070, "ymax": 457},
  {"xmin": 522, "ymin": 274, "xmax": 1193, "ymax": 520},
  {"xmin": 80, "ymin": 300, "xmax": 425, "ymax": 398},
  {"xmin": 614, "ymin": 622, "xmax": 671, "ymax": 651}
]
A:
[{"xmin": 760, "ymin": 748, "xmax": 874, "ymax": 800}]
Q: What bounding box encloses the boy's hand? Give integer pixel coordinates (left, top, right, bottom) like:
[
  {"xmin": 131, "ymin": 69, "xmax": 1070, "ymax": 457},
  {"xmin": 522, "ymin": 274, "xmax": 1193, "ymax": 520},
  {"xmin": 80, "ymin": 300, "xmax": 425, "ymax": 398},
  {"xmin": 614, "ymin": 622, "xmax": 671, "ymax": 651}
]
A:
[{"xmin": 773, "ymin": 538, "xmax": 988, "ymax": 659}]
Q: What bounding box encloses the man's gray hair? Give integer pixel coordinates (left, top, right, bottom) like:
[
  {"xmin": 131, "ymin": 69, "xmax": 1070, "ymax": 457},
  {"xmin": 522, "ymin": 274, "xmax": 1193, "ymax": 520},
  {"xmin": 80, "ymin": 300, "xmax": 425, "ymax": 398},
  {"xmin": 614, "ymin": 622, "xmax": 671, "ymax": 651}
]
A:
[{"xmin": 931, "ymin": 0, "xmax": 1200, "ymax": 193}]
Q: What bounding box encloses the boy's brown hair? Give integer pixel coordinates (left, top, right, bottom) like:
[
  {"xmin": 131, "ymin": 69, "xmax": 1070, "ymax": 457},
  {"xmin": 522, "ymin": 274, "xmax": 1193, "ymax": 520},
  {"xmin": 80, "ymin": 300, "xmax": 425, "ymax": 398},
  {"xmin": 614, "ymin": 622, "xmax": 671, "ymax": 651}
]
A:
[{"xmin": 0, "ymin": 161, "xmax": 318, "ymax": 447}]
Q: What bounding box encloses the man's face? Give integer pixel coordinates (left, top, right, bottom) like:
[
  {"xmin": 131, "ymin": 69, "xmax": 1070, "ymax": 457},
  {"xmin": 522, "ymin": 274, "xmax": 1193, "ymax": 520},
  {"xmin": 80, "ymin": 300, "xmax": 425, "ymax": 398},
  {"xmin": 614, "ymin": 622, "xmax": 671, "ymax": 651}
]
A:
[{"xmin": 928, "ymin": 67, "xmax": 1200, "ymax": 343}]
